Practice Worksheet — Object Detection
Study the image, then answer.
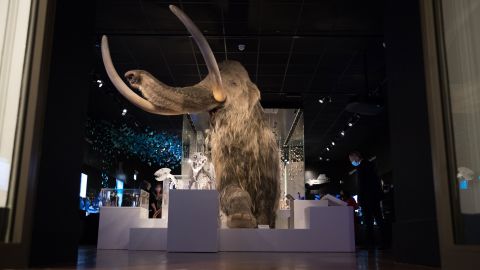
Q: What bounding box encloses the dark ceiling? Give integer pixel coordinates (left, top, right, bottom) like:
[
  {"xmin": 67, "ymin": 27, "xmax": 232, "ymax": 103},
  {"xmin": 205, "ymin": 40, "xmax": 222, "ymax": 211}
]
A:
[{"xmin": 90, "ymin": 0, "xmax": 388, "ymax": 167}]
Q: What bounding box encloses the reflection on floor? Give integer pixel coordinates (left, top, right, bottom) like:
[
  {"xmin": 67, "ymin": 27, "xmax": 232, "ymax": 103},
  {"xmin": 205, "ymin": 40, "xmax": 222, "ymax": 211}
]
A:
[{"xmin": 48, "ymin": 247, "xmax": 438, "ymax": 270}]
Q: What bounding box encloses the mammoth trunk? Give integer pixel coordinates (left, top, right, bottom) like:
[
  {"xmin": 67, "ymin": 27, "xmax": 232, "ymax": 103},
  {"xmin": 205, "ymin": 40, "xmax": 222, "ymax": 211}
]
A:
[{"xmin": 210, "ymin": 104, "xmax": 280, "ymax": 227}]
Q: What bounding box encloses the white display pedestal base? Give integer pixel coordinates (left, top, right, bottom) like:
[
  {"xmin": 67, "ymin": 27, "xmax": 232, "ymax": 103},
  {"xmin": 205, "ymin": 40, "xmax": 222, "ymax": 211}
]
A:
[
  {"xmin": 167, "ymin": 189, "xmax": 219, "ymax": 252},
  {"xmin": 129, "ymin": 228, "xmax": 167, "ymax": 250},
  {"xmin": 219, "ymin": 206, "xmax": 354, "ymax": 252},
  {"xmin": 97, "ymin": 207, "xmax": 148, "ymax": 249},
  {"xmin": 291, "ymin": 200, "xmax": 328, "ymax": 229},
  {"xmin": 97, "ymin": 193, "xmax": 354, "ymax": 253}
]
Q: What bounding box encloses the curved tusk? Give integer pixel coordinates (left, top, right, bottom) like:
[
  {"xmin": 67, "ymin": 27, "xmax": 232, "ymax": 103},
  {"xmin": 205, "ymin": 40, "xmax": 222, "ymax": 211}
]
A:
[
  {"xmin": 169, "ymin": 5, "xmax": 226, "ymax": 102},
  {"xmin": 101, "ymin": 36, "xmax": 177, "ymax": 115}
]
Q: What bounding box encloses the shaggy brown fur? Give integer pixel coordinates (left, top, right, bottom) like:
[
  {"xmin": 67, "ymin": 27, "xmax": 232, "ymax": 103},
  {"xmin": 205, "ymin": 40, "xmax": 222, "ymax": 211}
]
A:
[{"xmin": 210, "ymin": 61, "xmax": 280, "ymax": 228}]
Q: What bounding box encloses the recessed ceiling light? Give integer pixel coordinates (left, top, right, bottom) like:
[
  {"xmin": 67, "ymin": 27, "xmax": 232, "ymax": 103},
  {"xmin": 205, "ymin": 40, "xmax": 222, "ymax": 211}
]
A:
[
  {"xmin": 319, "ymin": 157, "xmax": 323, "ymax": 161},
  {"xmin": 96, "ymin": 79, "xmax": 103, "ymax": 88},
  {"xmin": 238, "ymin": 44, "xmax": 246, "ymax": 51},
  {"xmin": 326, "ymin": 158, "xmax": 330, "ymax": 162},
  {"xmin": 122, "ymin": 108, "xmax": 127, "ymax": 116},
  {"xmin": 319, "ymin": 97, "xmax": 325, "ymax": 104},
  {"xmin": 331, "ymin": 141, "xmax": 335, "ymax": 146},
  {"xmin": 348, "ymin": 122, "xmax": 353, "ymax": 127},
  {"xmin": 340, "ymin": 131, "xmax": 345, "ymax": 136},
  {"xmin": 326, "ymin": 147, "xmax": 330, "ymax": 151}
]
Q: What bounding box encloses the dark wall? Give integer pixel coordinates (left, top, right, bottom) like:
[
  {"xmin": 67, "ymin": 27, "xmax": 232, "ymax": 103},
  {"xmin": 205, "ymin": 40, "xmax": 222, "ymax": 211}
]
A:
[
  {"xmin": 385, "ymin": 0, "xmax": 440, "ymax": 266},
  {"xmin": 29, "ymin": 0, "xmax": 94, "ymax": 266}
]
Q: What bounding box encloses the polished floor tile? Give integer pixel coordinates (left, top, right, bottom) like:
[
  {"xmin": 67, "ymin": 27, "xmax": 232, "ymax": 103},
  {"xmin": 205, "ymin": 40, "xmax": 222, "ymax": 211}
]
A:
[{"xmin": 42, "ymin": 247, "xmax": 439, "ymax": 270}]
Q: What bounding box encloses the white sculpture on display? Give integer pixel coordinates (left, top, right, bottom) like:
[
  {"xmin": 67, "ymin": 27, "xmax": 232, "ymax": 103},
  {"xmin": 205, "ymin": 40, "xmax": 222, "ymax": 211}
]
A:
[
  {"xmin": 154, "ymin": 167, "xmax": 176, "ymax": 220},
  {"xmin": 189, "ymin": 152, "xmax": 216, "ymax": 190},
  {"xmin": 457, "ymin": 166, "xmax": 474, "ymax": 181},
  {"xmin": 154, "ymin": 168, "xmax": 178, "ymax": 190}
]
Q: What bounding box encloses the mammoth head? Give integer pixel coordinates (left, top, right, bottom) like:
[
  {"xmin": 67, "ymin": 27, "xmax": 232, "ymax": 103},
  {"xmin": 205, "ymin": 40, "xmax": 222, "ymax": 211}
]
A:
[{"xmin": 101, "ymin": 5, "xmax": 260, "ymax": 116}]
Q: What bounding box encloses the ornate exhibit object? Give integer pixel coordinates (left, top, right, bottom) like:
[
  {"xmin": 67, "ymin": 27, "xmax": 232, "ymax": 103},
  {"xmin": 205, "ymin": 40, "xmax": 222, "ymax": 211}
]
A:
[
  {"xmin": 189, "ymin": 152, "xmax": 216, "ymax": 190},
  {"xmin": 101, "ymin": 5, "xmax": 280, "ymax": 228},
  {"xmin": 154, "ymin": 168, "xmax": 178, "ymax": 190}
]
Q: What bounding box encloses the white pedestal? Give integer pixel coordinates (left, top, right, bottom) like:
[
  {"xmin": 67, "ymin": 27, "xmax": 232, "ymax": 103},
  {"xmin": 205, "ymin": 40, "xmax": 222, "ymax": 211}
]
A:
[
  {"xmin": 167, "ymin": 190, "xmax": 219, "ymax": 252},
  {"xmin": 126, "ymin": 218, "xmax": 168, "ymax": 250},
  {"xmin": 129, "ymin": 228, "xmax": 167, "ymax": 250},
  {"xmin": 219, "ymin": 206, "xmax": 355, "ymax": 252},
  {"xmin": 97, "ymin": 207, "xmax": 148, "ymax": 249},
  {"xmin": 291, "ymin": 200, "xmax": 328, "ymax": 229}
]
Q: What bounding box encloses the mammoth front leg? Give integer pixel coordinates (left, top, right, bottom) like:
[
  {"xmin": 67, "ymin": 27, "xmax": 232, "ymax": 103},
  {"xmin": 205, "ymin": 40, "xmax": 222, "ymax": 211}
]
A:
[{"xmin": 220, "ymin": 185, "xmax": 257, "ymax": 228}]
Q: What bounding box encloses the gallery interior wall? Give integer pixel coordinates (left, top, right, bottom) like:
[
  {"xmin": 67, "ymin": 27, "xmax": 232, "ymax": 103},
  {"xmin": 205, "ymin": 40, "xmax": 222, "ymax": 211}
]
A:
[
  {"xmin": 385, "ymin": 0, "xmax": 440, "ymax": 266},
  {"xmin": 28, "ymin": 0, "xmax": 94, "ymax": 266}
]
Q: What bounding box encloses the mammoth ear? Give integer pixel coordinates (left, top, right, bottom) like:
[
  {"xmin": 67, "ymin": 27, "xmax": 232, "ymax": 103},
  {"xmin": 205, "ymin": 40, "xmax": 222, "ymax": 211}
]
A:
[{"xmin": 247, "ymin": 81, "xmax": 261, "ymax": 109}]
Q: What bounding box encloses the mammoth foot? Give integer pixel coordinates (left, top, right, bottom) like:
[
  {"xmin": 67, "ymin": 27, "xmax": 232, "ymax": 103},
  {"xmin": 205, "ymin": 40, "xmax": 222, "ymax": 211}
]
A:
[
  {"xmin": 227, "ymin": 212, "xmax": 257, "ymax": 228},
  {"xmin": 220, "ymin": 185, "xmax": 257, "ymax": 228}
]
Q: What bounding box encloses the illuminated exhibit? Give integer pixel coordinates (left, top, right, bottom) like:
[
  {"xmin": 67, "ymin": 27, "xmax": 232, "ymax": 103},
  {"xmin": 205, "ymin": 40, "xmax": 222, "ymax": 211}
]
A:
[
  {"xmin": 101, "ymin": 5, "xmax": 282, "ymax": 229},
  {"xmin": 93, "ymin": 4, "xmax": 356, "ymax": 253}
]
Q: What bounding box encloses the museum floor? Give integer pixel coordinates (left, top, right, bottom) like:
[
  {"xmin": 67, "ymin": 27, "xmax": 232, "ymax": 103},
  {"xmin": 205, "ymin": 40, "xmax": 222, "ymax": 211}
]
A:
[{"xmin": 36, "ymin": 247, "xmax": 439, "ymax": 269}]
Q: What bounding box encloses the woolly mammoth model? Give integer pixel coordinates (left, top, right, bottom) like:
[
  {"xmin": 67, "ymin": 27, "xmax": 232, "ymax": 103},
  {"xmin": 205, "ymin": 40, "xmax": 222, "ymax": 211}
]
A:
[{"xmin": 101, "ymin": 5, "xmax": 280, "ymax": 228}]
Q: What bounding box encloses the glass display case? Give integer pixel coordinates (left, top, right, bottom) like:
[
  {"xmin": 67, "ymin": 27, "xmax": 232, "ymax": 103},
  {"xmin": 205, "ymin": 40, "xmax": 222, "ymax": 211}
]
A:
[
  {"xmin": 99, "ymin": 188, "xmax": 149, "ymax": 209},
  {"xmin": 181, "ymin": 109, "xmax": 305, "ymax": 208},
  {"xmin": 266, "ymin": 109, "xmax": 305, "ymax": 210},
  {"xmin": 181, "ymin": 114, "xmax": 217, "ymax": 190}
]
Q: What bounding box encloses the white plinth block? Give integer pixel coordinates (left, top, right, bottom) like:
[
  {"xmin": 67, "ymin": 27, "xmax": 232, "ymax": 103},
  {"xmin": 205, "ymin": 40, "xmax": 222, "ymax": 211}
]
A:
[
  {"xmin": 97, "ymin": 207, "xmax": 148, "ymax": 249},
  {"xmin": 305, "ymin": 206, "xmax": 355, "ymax": 251},
  {"xmin": 129, "ymin": 228, "xmax": 167, "ymax": 250},
  {"xmin": 291, "ymin": 200, "xmax": 328, "ymax": 229},
  {"xmin": 167, "ymin": 190, "xmax": 219, "ymax": 252},
  {"xmin": 219, "ymin": 206, "xmax": 355, "ymax": 252}
]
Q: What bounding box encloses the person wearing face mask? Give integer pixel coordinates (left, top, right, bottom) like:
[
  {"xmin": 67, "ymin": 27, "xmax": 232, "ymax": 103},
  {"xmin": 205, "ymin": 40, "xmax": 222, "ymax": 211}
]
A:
[{"xmin": 348, "ymin": 151, "xmax": 384, "ymax": 249}]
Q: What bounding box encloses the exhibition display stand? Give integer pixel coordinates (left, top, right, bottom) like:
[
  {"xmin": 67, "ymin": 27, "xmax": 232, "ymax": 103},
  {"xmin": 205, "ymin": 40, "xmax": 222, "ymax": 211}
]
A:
[
  {"xmin": 97, "ymin": 207, "xmax": 148, "ymax": 249},
  {"xmin": 167, "ymin": 190, "xmax": 219, "ymax": 252},
  {"xmin": 97, "ymin": 190, "xmax": 355, "ymax": 252}
]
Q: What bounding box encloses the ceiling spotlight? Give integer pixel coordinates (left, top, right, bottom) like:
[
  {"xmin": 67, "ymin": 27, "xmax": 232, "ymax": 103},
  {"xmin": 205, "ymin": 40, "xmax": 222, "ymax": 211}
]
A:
[
  {"xmin": 340, "ymin": 131, "xmax": 345, "ymax": 136},
  {"xmin": 238, "ymin": 44, "xmax": 246, "ymax": 51},
  {"xmin": 326, "ymin": 147, "xmax": 330, "ymax": 151},
  {"xmin": 348, "ymin": 122, "xmax": 353, "ymax": 127},
  {"xmin": 319, "ymin": 157, "xmax": 323, "ymax": 161},
  {"xmin": 122, "ymin": 108, "xmax": 127, "ymax": 116},
  {"xmin": 328, "ymin": 96, "xmax": 333, "ymax": 103},
  {"xmin": 331, "ymin": 141, "xmax": 335, "ymax": 146},
  {"xmin": 326, "ymin": 158, "xmax": 331, "ymax": 162},
  {"xmin": 318, "ymin": 97, "xmax": 325, "ymax": 104},
  {"xmin": 382, "ymin": 42, "xmax": 386, "ymax": 48},
  {"xmin": 96, "ymin": 79, "xmax": 103, "ymax": 88}
]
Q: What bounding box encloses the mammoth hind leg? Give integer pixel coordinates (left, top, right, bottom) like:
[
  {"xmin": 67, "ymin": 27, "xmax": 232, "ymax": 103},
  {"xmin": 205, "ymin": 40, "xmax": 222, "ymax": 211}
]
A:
[{"xmin": 220, "ymin": 185, "xmax": 257, "ymax": 228}]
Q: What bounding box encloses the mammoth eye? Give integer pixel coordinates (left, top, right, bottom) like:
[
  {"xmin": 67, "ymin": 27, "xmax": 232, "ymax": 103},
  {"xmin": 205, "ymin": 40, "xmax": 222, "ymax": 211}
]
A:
[{"xmin": 229, "ymin": 80, "xmax": 238, "ymax": 87}]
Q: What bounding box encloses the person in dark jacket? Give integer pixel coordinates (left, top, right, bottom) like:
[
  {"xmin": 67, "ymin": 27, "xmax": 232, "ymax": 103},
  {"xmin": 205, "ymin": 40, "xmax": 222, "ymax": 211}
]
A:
[{"xmin": 349, "ymin": 151, "xmax": 384, "ymax": 248}]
